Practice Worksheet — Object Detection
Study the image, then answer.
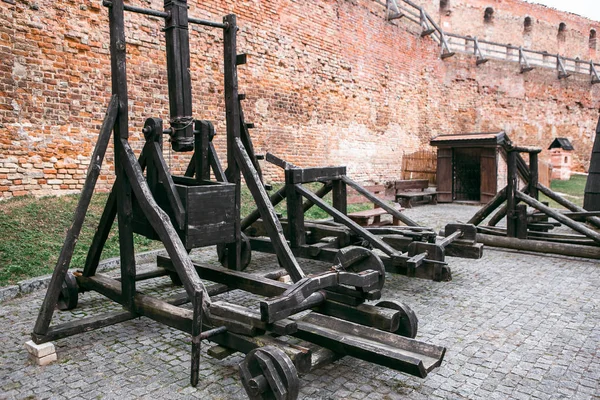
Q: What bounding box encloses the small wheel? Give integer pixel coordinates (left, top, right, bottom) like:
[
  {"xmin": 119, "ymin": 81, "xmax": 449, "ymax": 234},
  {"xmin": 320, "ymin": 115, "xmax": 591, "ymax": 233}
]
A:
[
  {"xmin": 333, "ymin": 246, "xmax": 385, "ymax": 292},
  {"xmin": 217, "ymin": 233, "xmax": 252, "ymax": 270},
  {"xmin": 376, "ymin": 300, "xmax": 418, "ymax": 338},
  {"xmin": 57, "ymin": 272, "xmax": 79, "ymax": 311},
  {"xmin": 239, "ymin": 346, "xmax": 299, "ymax": 400}
]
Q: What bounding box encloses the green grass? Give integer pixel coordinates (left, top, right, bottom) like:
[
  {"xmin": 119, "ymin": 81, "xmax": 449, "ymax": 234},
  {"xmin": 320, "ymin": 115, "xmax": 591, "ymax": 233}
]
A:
[
  {"xmin": 0, "ymin": 184, "xmax": 372, "ymax": 286},
  {"xmin": 539, "ymin": 174, "xmax": 587, "ymax": 208}
]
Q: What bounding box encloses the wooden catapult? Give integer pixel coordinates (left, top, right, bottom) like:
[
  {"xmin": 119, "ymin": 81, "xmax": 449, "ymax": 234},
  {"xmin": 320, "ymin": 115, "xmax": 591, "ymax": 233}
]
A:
[
  {"xmin": 467, "ymin": 141, "xmax": 600, "ymax": 258},
  {"xmin": 31, "ymin": 1, "xmax": 483, "ymax": 397}
]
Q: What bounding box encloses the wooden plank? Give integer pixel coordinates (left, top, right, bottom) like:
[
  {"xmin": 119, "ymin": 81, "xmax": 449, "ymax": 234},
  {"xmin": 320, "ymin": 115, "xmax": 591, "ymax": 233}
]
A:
[
  {"xmin": 435, "ymin": 148, "xmax": 453, "ymax": 202},
  {"xmin": 295, "ymin": 184, "xmax": 400, "ymax": 256},
  {"xmin": 285, "ymin": 166, "xmax": 347, "ymax": 184},
  {"xmin": 33, "ymin": 95, "xmax": 118, "ymax": 336},
  {"xmin": 241, "ymin": 186, "xmax": 286, "ymax": 231},
  {"xmin": 120, "ymin": 139, "xmax": 210, "ymax": 308},
  {"xmin": 538, "ymin": 183, "xmax": 600, "ymax": 229},
  {"xmin": 342, "ymin": 176, "xmax": 418, "ymax": 227},
  {"xmin": 234, "ymin": 137, "xmax": 305, "ymax": 282},
  {"xmin": 506, "ymin": 151, "xmax": 518, "ymax": 237},
  {"xmin": 477, "ymin": 233, "xmax": 600, "ymax": 259},
  {"xmin": 480, "ymin": 147, "xmax": 497, "ymax": 204},
  {"xmin": 394, "ymin": 179, "xmax": 429, "ymax": 191},
  {"xmin": 158, "ymin": 255, "xmax": 401, "ymax": 323},
  {"xmin": 209, "ymin": 142, "xmax": 227, "ymax": 183},
  {"xmin": 286, "ymin": 183, "xmax": 306, "ymax": 247},
  {"xmin": 248, "ymin": 237, "xmax": 452, "ymax": 282},
  {"xmin": 516, "ymin": 191, "xmax": 600, "ymax": 243},
  {"xmin": 292, "ymin": 313, "xmax": 446, "ymax": 378},
  {"xmin": 150, "ymin": 142, "xmax": 186, "ymax": 229},
  {"xmin": 194, "ymin": 120, "xmax": 212, "ymax": 181},
  {"xmin": 223, "ymin": 14, "xmax": 242, "ymax": 271},
  {"xmin": 331, "ymin": 179, "xmax": 348, "ymax": 221}
]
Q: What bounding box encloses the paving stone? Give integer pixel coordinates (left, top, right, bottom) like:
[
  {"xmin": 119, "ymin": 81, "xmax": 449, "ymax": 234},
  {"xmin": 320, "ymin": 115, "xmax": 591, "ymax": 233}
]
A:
[{"xmin": 0, "ymin": 204, "xmax": 599, "ymax": 399}]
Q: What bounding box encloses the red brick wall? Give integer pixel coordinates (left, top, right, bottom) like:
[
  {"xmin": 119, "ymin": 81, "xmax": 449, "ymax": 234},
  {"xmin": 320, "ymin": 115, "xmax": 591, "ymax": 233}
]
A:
[
  {"xmin": 438, "ymin": 0, "xmax": 600, "ymax": 59},
  {"xmin": 1, "ymin": 0, "xmax": 599, "ymax": 199}
]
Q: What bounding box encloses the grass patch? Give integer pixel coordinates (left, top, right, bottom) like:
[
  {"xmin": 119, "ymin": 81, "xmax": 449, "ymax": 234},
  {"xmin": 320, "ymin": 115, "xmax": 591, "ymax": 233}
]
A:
[
  {"xmin": 539, "ymin": 174, "xmax": 587, "ymax": 208},
  {"xmin": 0, "ymin": 184, "xmax": 373, "ymax": 286}
]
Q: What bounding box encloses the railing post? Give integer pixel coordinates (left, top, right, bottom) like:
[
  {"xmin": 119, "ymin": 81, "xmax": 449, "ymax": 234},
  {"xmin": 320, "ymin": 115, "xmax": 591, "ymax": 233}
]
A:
[
  {"xmin": 519, "ymin": 46, "xmax": 534, "ymax": 73},
  {"xmin": 557, "ymin": 55, "xmax": 571, "ymax": 79},
  {"xmin": 474, "ymin": 37, "xmax": 488, "ymax": 65},
  {"xmin": 590, "ymin": 61, "xmax": 600, "ymax": 84}
]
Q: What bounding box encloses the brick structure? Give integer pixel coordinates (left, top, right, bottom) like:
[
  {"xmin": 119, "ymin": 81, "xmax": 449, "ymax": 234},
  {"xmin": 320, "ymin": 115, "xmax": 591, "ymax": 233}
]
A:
[{"xmin": 1, "ymin": 0, "xmax": 599, "ymax": 199}]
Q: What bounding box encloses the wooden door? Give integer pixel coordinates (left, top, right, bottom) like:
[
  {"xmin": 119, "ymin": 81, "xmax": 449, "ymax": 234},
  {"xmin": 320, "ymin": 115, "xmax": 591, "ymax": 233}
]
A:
[
  {"xmin": 436, "ymin": 148, "xmax": 453, "ymax": 202},
  {"xmin": 480, "ymin": 147, "xmax": 497, "ymax": 204}
]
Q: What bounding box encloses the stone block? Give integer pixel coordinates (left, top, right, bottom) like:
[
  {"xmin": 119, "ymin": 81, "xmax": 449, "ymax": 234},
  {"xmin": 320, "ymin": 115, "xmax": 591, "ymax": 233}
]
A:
[
  {"xmin": 24, "ymin": 340, "xmax": 55, "ymax": 358},
  {"xmin": 28, "ymin": 352, "xmax": 58, "ymax": 366}
]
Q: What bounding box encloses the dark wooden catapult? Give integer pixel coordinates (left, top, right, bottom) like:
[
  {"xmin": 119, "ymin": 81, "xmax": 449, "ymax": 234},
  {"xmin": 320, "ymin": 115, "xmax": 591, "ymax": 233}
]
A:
[
  {"xmin": 467, "ymin": 141, "xmax": 600, "ymax": 258},
  {"xmin": 31, "ymin": 1, "xmax": 483, "ymax": 397}
]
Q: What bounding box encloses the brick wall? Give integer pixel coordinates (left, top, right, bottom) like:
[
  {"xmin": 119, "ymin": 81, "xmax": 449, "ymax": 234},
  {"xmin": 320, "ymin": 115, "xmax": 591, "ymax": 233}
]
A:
[
  {"xmin": 438, "ymin": 0, "xmax": 600, "ymax": 59},
  {"xmin": 1, "ymin": 0, "xmax": 599, "ymax": 199}
]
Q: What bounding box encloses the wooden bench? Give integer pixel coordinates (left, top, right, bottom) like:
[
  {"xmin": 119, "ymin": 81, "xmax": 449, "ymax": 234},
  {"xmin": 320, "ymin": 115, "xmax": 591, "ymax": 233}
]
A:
[
  {"xmin": 393, "ymin": 179, "xmax": 437, "ymax": 208},
  {"xmin": 346, "ymin": 184, "xmax": 404, "ymax": 227}
]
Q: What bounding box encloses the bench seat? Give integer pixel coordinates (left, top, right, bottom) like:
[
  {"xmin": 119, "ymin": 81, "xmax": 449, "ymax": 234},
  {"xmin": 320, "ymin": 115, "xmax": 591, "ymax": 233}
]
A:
[
  {"xmin": 395, "ymin": 191, "xmax": 437, "ymax": 208},
  {"xmin": 348, "ymin": 204, "xmax": 404, "ymax": 227}
]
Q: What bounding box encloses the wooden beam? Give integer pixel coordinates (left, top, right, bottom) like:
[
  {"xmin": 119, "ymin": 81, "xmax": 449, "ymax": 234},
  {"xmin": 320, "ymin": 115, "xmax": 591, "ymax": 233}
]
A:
[
  {"xmin": 477, "ymin": 233, "xmax": 600, "ymax": 259},
  {"xmin": 120, "ymin": 138, "xmax": 211, "ymax": 308},
  {"xmin": 33, "ymin": 95, "xmax": 118, "ymax": 336},
  {"xmin": 342, "ymin": 175, "xmax": 419, "ymax": 226},
  {"xmin": 538, "ymin": 183, "xmax": 600, "ymax": 229},
  {"xmin": 467, "ymin": 186, "xmax": 507, "ymax": 225},
  {"xmin": 295, "ymin": 184, "xmax": 399, "ymax": 256},
  {"xmin": 234, "ymin": 137, "xmax": 305, "ymax": 282},
  {"xmin": 516, "ymin": 191, "xmax": 600, "ymax": 243}
]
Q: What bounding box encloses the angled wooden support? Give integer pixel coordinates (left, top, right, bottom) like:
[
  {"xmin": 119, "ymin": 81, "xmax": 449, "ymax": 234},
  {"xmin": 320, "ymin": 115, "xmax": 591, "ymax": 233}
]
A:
[
  {"xmin": 516, "ymin": 191, "xmax": 600, "ymax": 244},
  {"xmin": 467, "ymin": 186, "xmax": 507, "ymax": 225},
  {"xmin": 557, "ymin": 55, "xmax": 571, "ymax": 79},
  {"xmin": 234, "ymin": 137, "xmax": 305, "ymax": 282},
  {"xmin": 144, "ymin": 119, "xmax": 185, "ymax": 230},
  {"xmin": 519, "ymin": 47, "xmax": 534, "ymax": 73},
  {"xmin": 295, "ymin": 184, "xmax": 400, "ymax": 257},
  {"xmin": 33, "ymin": 95, "xmax": 118, "ymax": 337},
  {"xmin": 341, "ymin": 175, "xmax": 419, "ymax": 227},
  {"xmin": 119, "ymin": 138, "xmax": 212, "ymax": 309},
  {"xmin": 538, "ymin": 183, "xmax": 600, "ymax": 229},
  {"xmin": 590, "ymin": 61, "xmax": 600, "ymax": 84},
  {"xmin": 473, "ymin": 37, "xmax": 488, "ymax": 65},
  {"xmin": 82, "ymin": 151, "xmax": 148, "ymax": 277}
]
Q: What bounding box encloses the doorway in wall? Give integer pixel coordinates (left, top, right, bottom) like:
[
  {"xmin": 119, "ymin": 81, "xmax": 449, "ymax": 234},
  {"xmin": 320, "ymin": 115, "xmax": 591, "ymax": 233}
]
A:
[{"xmin": 453, "ymin": 147, "xmax": 481, "ymax": 201}]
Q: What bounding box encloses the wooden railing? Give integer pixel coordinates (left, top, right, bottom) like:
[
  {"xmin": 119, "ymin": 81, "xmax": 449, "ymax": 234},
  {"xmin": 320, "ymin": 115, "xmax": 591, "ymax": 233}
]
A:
[{"xmin": 374, "ymin": 0, "xmax": 600, "ymax": 83}]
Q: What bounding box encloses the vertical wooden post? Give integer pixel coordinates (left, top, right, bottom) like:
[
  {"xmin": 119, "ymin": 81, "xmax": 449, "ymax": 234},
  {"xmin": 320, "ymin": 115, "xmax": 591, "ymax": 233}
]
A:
[
  {"xmin": 144, "ymin": 118, "xmax": 163, "ymax": 194},
  {"xmin": 106, "ymin": 0, "xmax": 137, "ymax": 311},
  {"xmin": 223, "ymin": 14, "xmax": 242, "ymax": 270},
  {"xmin": 194, "ymin": 120, "xmax": 212, "ymax": 181},
  {"xmin": 164, "ymin": 0, "xmax": 194, "ymax": 152},
  {"xmin": 190, "ymin": 290, "xmax": 203, "ymax": 387},
  {"xmin": 529, "ymin": 151, "xmax": 539, "ymax": 201},
  {"xmin": 332, "ymin": 179, "xmax": 348, "ymax": 223},
  {"xmin": 506, "ymin": 150, "xmax": 517, "ymax": 237},
  {"xmin": 285, "ymin": 178, "xmax": 305, "ymax": 247},
  {"xmin": 516, "ymin": 204, "xmax": 528, "ymax": 239}
]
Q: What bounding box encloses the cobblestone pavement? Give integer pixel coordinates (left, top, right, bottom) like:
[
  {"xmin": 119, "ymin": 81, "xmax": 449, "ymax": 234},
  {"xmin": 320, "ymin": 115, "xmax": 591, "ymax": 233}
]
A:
[{"xmin": 1, "ymin": 204, "xmax": 599, "ymax": 399}]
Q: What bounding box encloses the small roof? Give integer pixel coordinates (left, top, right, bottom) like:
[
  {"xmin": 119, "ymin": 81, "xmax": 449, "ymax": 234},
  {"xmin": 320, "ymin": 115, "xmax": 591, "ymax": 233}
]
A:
[
  {"xmin": 548, "ymin": 138, "xmax": 574, "ymax": 151},
  {"xmin": 430, "ymin": 131, "xmax": 508, "ymax": 147}
]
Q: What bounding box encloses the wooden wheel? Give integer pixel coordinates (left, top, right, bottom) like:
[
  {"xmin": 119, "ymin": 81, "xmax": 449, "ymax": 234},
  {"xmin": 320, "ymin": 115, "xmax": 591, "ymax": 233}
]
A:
[
  {"xmin": 334, "ymin": 246, "xmax": 385, "ymax": 292},
  {"xmin": 217, "ymin": 233, "xmax": 252, "ymax": 270},
  {"xmin": 239, "ymin": 346, "xmax": 299, "ymax": 400},
  {"xmin": 57, "ymin": 272, "xmax": 79, "ymax": 311},
  {"xmin": 376, "ymin": 300, "xmax": 418, "ymax": 338}
]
